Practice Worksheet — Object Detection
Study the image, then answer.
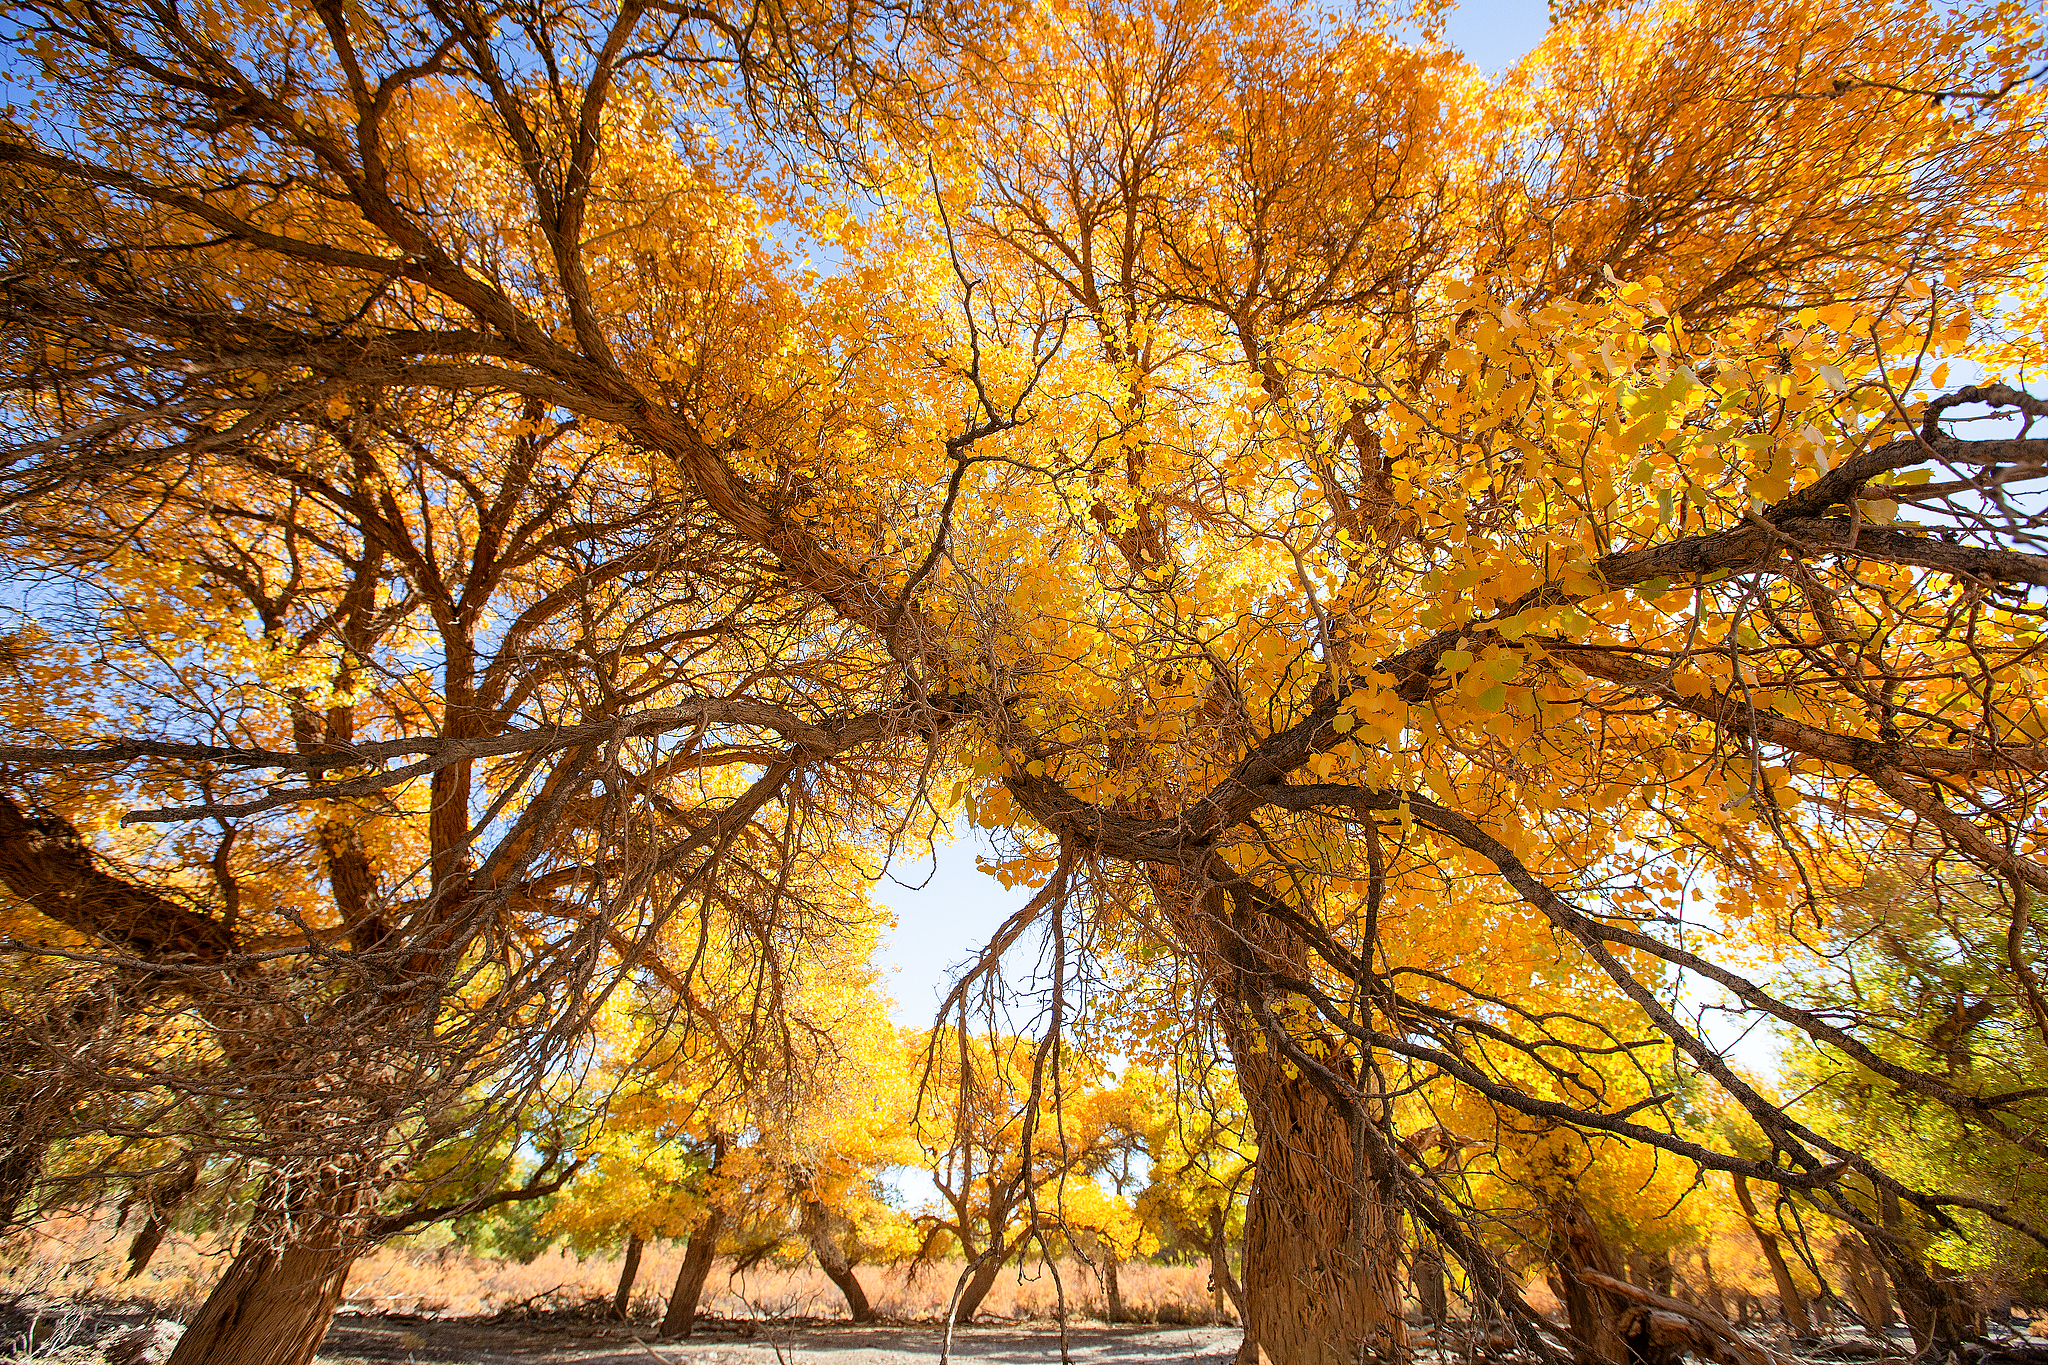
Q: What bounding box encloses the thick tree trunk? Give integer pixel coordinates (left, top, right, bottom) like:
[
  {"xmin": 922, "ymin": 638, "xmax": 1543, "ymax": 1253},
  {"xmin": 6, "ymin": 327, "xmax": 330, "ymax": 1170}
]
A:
[
  {"xmin": 800, "ymin": 1199, "xmax": 874, "ymax": 1322},
  {"xmin": 1102, "ymin": 1256, "xmax": 1124, "ymax": 1324},
  {"xmin": 1733, "ymin": 1176, "xmax": 1810, "ymax": 1337},
  {"xmin": 1234, "ymin": 1065, "xmax": 1406, "ymax": 1365},
  {"xmin": 659, "ymin": 1208, "xmax": 724, "ymax": 1338},
  {"xmin": 1150, "ymin": 865, "xmax": 1406, "ymax": 1365},
  {"xmin": 953, "ymin": 1253, "xmax": 1004, "ymax": 1324},
  {"xmin": 612, "ymin": 1232, "xmax": 645, "ymax": 1319},
  {"xmin": 1548, "ymin": 1195, "xmax": 1627, "ymax": 1365},
  {"xmin": 163, "ymin": 1239, "xmax": 354, "ymax": 1365}
]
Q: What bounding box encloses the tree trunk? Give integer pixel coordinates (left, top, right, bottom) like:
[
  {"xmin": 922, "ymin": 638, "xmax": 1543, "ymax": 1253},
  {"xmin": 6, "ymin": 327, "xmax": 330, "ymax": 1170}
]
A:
[
  {"xmin": 1414, "ymin": 1239, "xmax": 1449, "ymax": 1337},
  {"xmin": 612, "ymin": 1232, "xmax": 645, "ymax": 1320},
  {"xmin": 953, "ymin": 1253, "xmax": 1004, "ymax": 1324},
  {"xmin": 1548, "ymin": 1194, "xmax": 1627, "ymax": 1365},
  {"xmin": 125, "ymin": 1215, "xmax": 171, "ymax": 1279},
  {"xmin": 1843, "ymin": 1235, "xmax": 1893, "ymax": 1334},
  {"xmin": 1698, "ymin": 1248, "xmax": 1727, "ymax": 1322},
  {"xmin": 1139, "ymin": 862, "xmax": 1409, "ymax": 1365},
  {"xmin": 800, "ymin": 1198, "xmax": 874, "ymax": 1322},
  {"xmin": 125, "ymin": 1161, "xmax": 199, "ymax": 1280},
  {"xmin": 659, "ymin": 1208, "xmax": 724, "ymax": 1338},
  {"xmin": 1232, "ymin": 1069, "xmax": 1407, "ymax": 1365},
  {"xmin": 163, "ymin": 1239, "xmax": 354, "ymax": 1365},
  {"xmin": 1206, "ymin": 1208, "xmax": 1248, "ymax": 1328},
  {"xmin": 1732, "ymin": 1176, "xmax": 1811, "ymax": 1337},
  {"xmin": 1873, "ymin": 1188, "xmax": 1970, "ymax": 1359},
  {"xmin": 1102, "ymin": 1255, "xmax": 1124, "ymax": 1324}
]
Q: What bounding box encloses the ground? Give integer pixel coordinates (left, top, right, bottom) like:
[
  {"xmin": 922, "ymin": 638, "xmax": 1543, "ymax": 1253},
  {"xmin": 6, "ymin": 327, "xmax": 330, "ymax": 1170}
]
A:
[
  {"xmin": 0, "ymin": 1299, "xmax": 1244, "ymax": 1365},
  {"xmin": 321, "ymin": 1313, "xmax": 1244, "ymax": 1365}
]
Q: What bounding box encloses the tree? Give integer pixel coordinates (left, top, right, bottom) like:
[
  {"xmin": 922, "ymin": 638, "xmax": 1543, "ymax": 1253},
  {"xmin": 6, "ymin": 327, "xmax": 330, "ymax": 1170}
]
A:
[
  {"xmin": 5, "ymin": 0, "xmax": 2048, "ymax": 1362},
  {"xmin": 0, "ymin": 379, "xmax": 912, "ymax": 1362},
  {"xmin": 545, "ymin": 921, "xmax": 913, "ymax": 1326},
  {"xmin": 912, "ymin": 1026, "xmax": 1130, "ymax": 1323},
  {"xmin": 1777, "ymin": 865, "xmax": 2048, "ymax": 1347}
]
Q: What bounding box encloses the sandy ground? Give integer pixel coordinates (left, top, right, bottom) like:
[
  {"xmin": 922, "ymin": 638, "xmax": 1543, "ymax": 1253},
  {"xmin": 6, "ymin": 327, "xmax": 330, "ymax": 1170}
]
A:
[
  {"xmin": 0, "ymin": 1300, "xmax": 1243, "ymax": 1365},
  {"xmin": 318, "ymin": 1313, "xmax": 1245, "ymax": 1365}
]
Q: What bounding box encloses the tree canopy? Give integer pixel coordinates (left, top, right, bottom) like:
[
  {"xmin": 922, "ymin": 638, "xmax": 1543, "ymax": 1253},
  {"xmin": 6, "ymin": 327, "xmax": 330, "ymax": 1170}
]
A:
[{"xmin": 1, "ymin": 0, "xmax": 2045, "ymax": 1361}]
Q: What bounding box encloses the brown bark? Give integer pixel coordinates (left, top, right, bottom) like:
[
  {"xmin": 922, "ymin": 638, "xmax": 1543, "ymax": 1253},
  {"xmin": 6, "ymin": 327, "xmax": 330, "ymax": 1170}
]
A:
[
  {"xmin": 1156, "ymin": 866, "xmax": 1405, "ymax": 1365},
  {"xmin": 1732, "ymin": 1176, "xmax": 1811, "ymax": 1336},
  {"xmin": 0, "ymin": 798, "xmax": 237, "ymax": 964},
  {"xmin": 1102, "ymin": 1256, "xmax": 1124, "ymax": 1324},
  {"xmin": 952, "ymin": 1253, "xmax": 1004, "ymax": 1324},
  {"xmin": 800, "ymin": 1198, "xmax": 874, "ymax": 1322},
  {"xmin": 162, "ymin": 1239, "xmax": 355, "ymax": 1365},
  {"xmin": 1414, "ymin": 1239, "xmax": 1449, "ymax": 1335},
  {"xmin": 612, "ymin": 1232, "xmax": 644, "ymax": 1319},
  {"xmin": 1574, "ymin": 1270, "xmax": 1769, "ymax": 1365},
  {"xmin": 1206, "ymin": 1208, "xmax": 1248, "ymax": 1328},
  {"xmin": 125, "ymin": 1161, "xmax": 201, "ymax": 1280},
  {"xmin": 1232, "ymin": 1067, "xmax": 1407, "ymax": 1365},
  {"xmin": 659, "ymin": 1207, "xmax": 724, "ymax": 1338},
  {"xmin": 1548, "ymin": 1195, "xmax": 1628, "ymax": 1365},
  {"xmin": 125, "ymin": 1216, "xmax": 171, "ymax": 1280}
]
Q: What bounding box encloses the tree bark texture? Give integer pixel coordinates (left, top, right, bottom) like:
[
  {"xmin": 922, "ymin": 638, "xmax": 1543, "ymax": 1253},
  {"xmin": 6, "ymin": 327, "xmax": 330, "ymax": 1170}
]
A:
[
  {"xmin": 800, "ymin": 1198, "xmax": 874, "ymax": 1322},
  {"xmin": 163, "ymin": 1240, "xmax": 354, "ymax": 1365},
  {"xmin": 659, "ymin": 1208, "xmax": 724, "ymax": 1338},
  {"xmin": 1548, "ymin": 1194, "xmax": 1627, "ymax": 1365},
  {"xmin": 612, "ymin": 1232, "xmax": 644, "ymax": 1319},
  {"xmin": 1160, "ymin": 869, "xmax": 1407, "ymax": 1365},
  {"xmin": 1102, "ymin": 1256, "xmax": 1124, "ymax": 1324},
  {"xmin": 1732, "ymin": 1176, "xmax": 1811, "ymax": 1337}
]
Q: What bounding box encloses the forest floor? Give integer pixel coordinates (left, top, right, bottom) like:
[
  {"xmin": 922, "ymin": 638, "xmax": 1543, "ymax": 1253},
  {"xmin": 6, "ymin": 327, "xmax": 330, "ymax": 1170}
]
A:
[
  {"xmin": 320, "ymin": 1311, "xmax": 1243, "ymax": 1365},
  {"xmin": 0, "ymin": 1299, "xmax": 1244, "ymax": 1365}
]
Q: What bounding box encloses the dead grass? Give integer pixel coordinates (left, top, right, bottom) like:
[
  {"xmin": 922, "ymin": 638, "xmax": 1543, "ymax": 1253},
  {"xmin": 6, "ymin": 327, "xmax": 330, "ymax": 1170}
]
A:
[{"xmin": 0, "ymin": 1214, "xmax": 1233, "ymax": 1326}]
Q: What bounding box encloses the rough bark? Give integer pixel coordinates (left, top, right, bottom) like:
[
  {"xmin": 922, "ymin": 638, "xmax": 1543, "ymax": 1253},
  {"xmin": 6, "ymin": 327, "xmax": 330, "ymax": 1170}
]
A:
[
  {"xmin": 800, "ymin": 1198, "xmax": 874, "ymax": 1322},
  {"xmin": 162, "ymin": 1239, "xmax": 355, "ymax": 1365},
  {"xmin": 1733, "ymin": 1176, "xmax": 1811, "ymax": 1336},
  {"xmin": 1102, "ymin": 1256, "xmax": 1124, "ymax": 1324},
  {"xmin": 612, "ymin": 1232, "xmax": 645, "ymax": 1319},
  {"xmin": 1549, "ymin": 1195, "xmax": 1628, "ymax": 1365},
  {"xmin": 659, "ymin": 1207, "xmax": 724, "ymax": 1338},
  {"xmin": 1230, "ymin": 1063, "xmax": 1406, "ymax": 1365},
  {"xmin": 1159, "ymin": 867, "xmax": 1405, "ymax": 1365}
]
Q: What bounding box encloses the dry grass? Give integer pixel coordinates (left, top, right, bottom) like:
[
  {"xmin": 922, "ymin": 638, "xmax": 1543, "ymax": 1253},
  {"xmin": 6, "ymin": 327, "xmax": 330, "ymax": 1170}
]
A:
[{"xmin": 0, "ymin": 1213, "xmax": 1233, "ymax": 1326}]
